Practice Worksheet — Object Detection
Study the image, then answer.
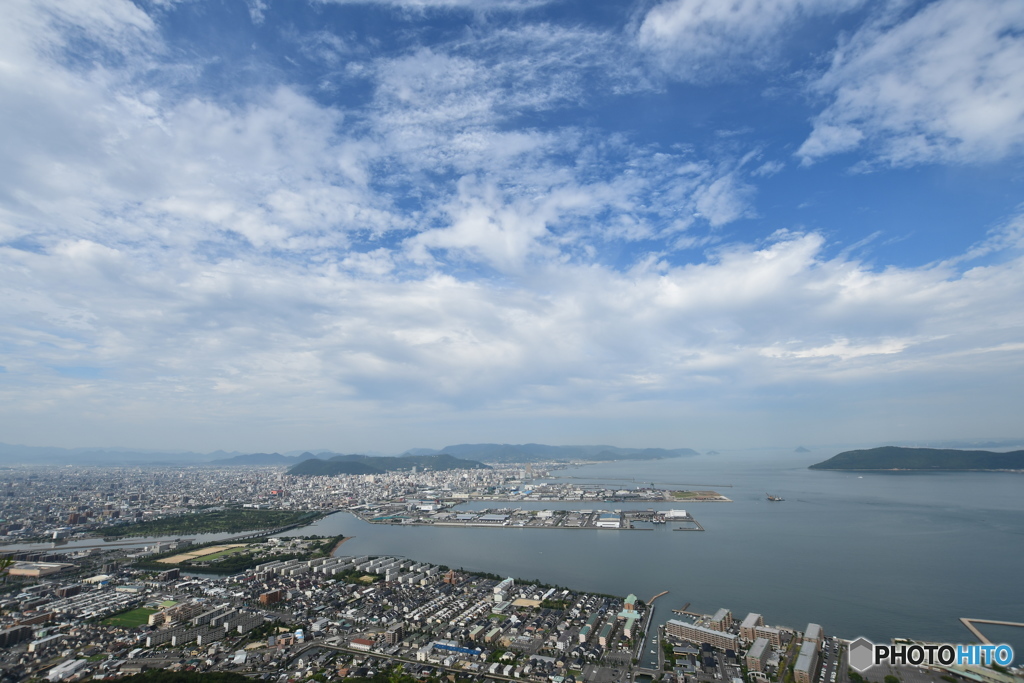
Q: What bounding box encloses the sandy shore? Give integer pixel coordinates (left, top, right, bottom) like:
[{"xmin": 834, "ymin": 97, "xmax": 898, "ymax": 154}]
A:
[{"xmin": 331, "ymin": 536, "xmax": 352, "ymax": 555}]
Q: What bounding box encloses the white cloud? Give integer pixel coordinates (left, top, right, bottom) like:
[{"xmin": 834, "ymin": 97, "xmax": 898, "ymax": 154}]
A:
[
  {"xmin": 361, "ymin": 24, "xmax": 653, "ymax": 176},
  {"xmin": 2, "ymin": 0, "xmax": 1023, "ymax": 450},
  {"xmin": 692, "ymin": 173, "xmax": 755, "ymax": 226},
  {"xmin": 4, "ymin": 205, "xmax": 1024, "ymax": 450},
  {"xmin": 406, "ymin": 176, "xmax": 595, "ymax": 272},
  {"xmin": 0, "ymin": 2, "xmax": 402, "ymax": 252},
  {"xmin": 760, "ymin": 337, "xmax": 914, "ymax": 361},
  {"xmin": 637, "ymin": 0, "xmax": 865, "ymax": 80},
  {"xmin": 752, "ymin": 160, "xmax": 785, "ymax": 177},
  {"xmin": 799, "ymin": 0, "xmax": 1024, "ymax": 165},
  {"xmin": 246, "ymin": 0, "xmax": 269, "ymax": 25}
]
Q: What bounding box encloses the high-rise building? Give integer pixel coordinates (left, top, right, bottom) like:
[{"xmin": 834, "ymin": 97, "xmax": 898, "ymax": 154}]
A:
[
  {"xmin": 746, "ymin": 638, "xmax": 770, "ymax": 672},
  {"xmin": 794, "ymin": 640, "xmax": 819, "ymax": 683}
]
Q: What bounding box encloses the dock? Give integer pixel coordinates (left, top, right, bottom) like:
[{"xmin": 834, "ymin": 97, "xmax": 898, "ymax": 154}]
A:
[{"xmin": 959, "ymin": 618, "xmax": 1024, "ymax": 644}]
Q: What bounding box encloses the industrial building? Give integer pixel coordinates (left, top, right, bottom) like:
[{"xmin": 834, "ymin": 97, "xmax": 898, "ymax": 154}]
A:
[{"xmin": 8, "ymin": 562, "xmax": 74, "ymax": 578}]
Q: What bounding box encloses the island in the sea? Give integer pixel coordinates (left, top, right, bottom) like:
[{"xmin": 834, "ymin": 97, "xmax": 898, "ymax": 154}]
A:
[{"xmin": 809, "ymin": 446, "xmax": 1024, "ymax": 470}]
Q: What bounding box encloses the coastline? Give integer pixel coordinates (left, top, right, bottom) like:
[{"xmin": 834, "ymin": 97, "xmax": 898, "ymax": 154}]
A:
[{"xmin": 331, "ymin": 535, "xmax": 352, "ymax": 555}]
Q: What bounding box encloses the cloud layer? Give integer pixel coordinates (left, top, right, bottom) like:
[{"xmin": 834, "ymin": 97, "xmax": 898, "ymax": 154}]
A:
[{"xmin": 1, "ymin": 0, "xmax": 1023, "ymax": 451}]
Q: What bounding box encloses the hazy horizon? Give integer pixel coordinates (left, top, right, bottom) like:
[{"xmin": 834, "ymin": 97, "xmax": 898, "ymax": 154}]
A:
[
  {"xmin": 2, "ymin": 0, "xmax": 1023, "ymax": 453},
  {"xmin": 4, "ymin": 438, "xmax": 1024, "ymax": 465}
]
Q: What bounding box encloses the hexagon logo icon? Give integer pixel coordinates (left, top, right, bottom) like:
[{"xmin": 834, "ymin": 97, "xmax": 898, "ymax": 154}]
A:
[{"xmin": 848, "ymin": 637, "xmax": 875, "ymax": 672}]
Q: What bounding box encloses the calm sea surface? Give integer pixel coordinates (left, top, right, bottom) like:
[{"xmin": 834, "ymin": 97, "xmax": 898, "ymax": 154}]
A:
[{"xmin": 297, "ymin": 451, "xmax": 1024, "ymax": 653}]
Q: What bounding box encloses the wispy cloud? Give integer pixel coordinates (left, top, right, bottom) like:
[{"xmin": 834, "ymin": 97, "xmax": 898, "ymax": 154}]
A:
[
  {"xmin": 636, "ymin": 0, "xmax": 866, "ymax": 80},
  {"xmin": 799, "ymin": 0, "xmax": 1024, "ymax": 166},
  {"xmin": 314, "ymin": 0, "xmax": 552, "ymax": 11},
  {"xmin": 246, "ymin": 0, "xmax": 270, "ymax": 25}
]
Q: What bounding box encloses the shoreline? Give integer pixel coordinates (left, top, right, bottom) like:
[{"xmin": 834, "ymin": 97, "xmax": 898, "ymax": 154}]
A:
[{"xmin": 331, "ymin": 535, "xmax": 352, "ymax": 555}]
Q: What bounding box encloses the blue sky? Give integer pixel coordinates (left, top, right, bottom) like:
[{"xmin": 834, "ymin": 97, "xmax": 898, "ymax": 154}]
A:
[{"xmin": 1, "ymin": 0, "xmax": 1023, "ymax": 453}]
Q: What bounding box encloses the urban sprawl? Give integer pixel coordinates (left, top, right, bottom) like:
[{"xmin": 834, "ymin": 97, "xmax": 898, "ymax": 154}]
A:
[{"xmin": 0, "ymin": 465, "xmax": 1017, "ymax": 683}]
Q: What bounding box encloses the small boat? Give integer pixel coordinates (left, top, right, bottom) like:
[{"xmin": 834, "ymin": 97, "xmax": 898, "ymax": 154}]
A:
[{"xmin": 766, "ymin": 493, "xmax": 785, "ymax": 502}]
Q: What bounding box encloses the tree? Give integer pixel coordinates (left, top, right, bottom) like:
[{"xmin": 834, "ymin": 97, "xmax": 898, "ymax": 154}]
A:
[{"xmin": 387, "ymin": 664, "xmax": 415, "ymax": 683}]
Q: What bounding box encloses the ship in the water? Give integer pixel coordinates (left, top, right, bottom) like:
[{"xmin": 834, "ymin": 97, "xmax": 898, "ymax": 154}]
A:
[{"xmin": 766, "ymin": 493, "xmax": 785, "ymax": 502}]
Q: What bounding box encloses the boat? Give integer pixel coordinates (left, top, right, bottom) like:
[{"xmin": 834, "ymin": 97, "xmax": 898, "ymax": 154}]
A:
[{"xmin": 766, "ymin": 493, "xmax": 785, "ymax": 502}]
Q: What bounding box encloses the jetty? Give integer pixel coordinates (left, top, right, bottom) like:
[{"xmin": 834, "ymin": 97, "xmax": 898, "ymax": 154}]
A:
[{"xmin": 959, "ymin": 617, "xmax": 1024, "ymax": 644}]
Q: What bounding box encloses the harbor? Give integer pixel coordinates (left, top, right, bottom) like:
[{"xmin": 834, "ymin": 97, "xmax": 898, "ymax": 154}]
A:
[{"xmin": 354, "ymin": 507, "xmax": 707, "ymax": 531}]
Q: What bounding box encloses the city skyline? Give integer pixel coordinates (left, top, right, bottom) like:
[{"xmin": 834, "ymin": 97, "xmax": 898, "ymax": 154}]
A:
[{"xmin": 2, "ymin": 0, "xmax": 1023, "ymax": 453}]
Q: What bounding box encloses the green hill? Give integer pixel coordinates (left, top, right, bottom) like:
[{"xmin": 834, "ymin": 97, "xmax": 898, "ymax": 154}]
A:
[
  {"xmin": 808, "ymin": 446, "xmax": 1024, "ymax": 471},
  {"xmin": 288, "ymin": 452, "xmax": 490, "ymax": 476}
]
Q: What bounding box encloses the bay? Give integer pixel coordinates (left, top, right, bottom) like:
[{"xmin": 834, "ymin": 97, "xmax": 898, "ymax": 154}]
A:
[
  {"xmin": 293, "ymin": 450, "xmax": 1024, "ymax": 654},
  {"xmin": 4, "ymin": 450, "xmax": 1020, "ymax": 655}
]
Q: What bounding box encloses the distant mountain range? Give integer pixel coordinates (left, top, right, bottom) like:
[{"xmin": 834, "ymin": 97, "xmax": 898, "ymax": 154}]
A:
[
  {"xmin": 809, "ymin": 446, "xmax": 1024, "ymax": 471},
  {"xmin": 288, "ymin": 453, "xmax": 490, "ymax": 476},
  {"xmin": 209, "ymin": 452, "xmax": 321, "ymax": 466},
  {"xmin": 402, "ymin": 443, "xmax": 699, "ymax": 463},
  {"xmin": 0, "ymin": 440, "xmax": 696, "ymax": 467},
  {"xmin": 0, "ymin": 442, "xmax": 227, "ymax": 467}
]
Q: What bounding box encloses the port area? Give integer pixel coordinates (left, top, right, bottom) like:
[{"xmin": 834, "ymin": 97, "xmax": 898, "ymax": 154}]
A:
[
  {"xmin": 673, "ymin": 518, "xmax": 705, "ymax": 531},
  {"xmin": 353, "ymin": 507, "xmax": 706, "ymax": 531},
  {"xmin": 469, "ymin": 483, "xmax": 732, "ymax": 504}
]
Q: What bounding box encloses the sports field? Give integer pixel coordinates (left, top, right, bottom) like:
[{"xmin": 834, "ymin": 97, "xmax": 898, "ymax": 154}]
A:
[
  {"xmin": 157, "ymin": 543, "xmax": 247, "ymax": 564},
  {"xmin": 102, "ymin": 607, "xmax": 156, "ymax": 628}
]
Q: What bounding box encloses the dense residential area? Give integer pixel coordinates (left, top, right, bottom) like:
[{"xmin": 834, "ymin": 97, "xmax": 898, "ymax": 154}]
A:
[{"xmin": 0, "ymin": 540, "xmax": 654, "ymax": 683}]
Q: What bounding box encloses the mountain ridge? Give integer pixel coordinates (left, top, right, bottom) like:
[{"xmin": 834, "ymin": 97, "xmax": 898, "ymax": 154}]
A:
[{"xmin": 0, "ymin": 441, "xmax": 699, "ymax": 467}]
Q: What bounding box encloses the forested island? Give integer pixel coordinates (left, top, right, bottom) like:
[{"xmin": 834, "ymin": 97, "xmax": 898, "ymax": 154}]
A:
[{"xmin": 809, "ymin": 446, "xmax": 1024, "ymax": 471}]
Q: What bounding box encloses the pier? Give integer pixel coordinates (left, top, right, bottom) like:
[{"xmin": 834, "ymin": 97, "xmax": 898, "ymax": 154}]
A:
[{"xmin": 959, "ymin": 618, "xmax": 1024, "ymax": 644}]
